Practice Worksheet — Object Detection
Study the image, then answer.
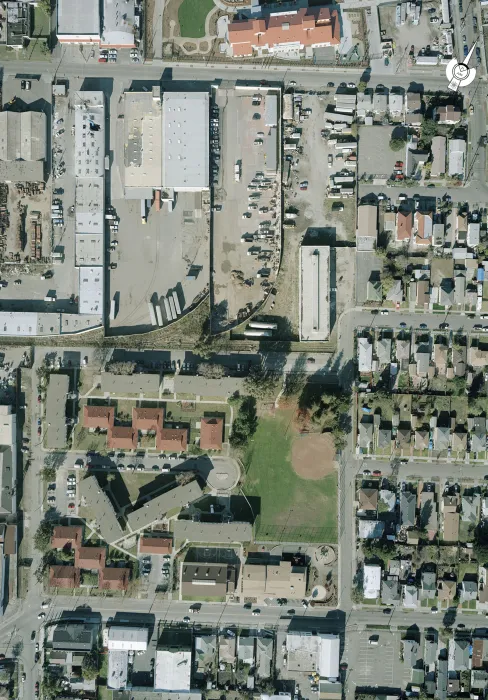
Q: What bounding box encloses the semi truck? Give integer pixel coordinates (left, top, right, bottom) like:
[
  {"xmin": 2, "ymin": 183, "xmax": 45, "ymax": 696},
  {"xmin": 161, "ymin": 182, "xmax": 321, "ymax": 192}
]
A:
[
  {"xmin": 155, "ymin": 303, "xmax": 163, "ymax": 326},
  {"xmin": 172, "ymin": 292, "xmax": 181, "ymax": 316},
  {"xmin": 235, "ymin": 162, "xmax": 241, "ymax": 182},
  {"xmin": 147, "ymin": 301, "xmax": 157, "ymax": 326},
  {"xmin": 110, "ymin": 298, "xmax": 116, "ymax": 321},
  {"xmin": 163, "ymin": 297, "xmax": 174, "ymax": 321},
  {"xmin": 248, "ymin": 321, "xmax": 278, "ymax": 330}
]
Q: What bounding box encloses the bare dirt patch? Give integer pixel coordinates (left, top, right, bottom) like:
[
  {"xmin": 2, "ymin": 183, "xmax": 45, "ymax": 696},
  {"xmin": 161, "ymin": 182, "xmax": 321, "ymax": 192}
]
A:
[
  {"xmin": 291, "ymin": 433, "xmax": 336, "ymax": 480},
  {"xmin": 163, "ymin": 0, "xmax": 183, "ymax": 39}
]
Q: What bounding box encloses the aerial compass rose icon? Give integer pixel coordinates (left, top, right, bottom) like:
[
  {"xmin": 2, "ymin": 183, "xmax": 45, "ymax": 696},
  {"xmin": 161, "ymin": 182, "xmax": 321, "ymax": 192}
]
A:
[{"xmin": 446, "ymin": 43, "xmax": 477, "ymax": 92}]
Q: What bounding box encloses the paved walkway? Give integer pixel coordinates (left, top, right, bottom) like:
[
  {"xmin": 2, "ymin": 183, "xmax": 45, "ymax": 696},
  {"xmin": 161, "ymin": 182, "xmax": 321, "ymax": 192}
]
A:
[{"xmin": 168, "ymin": 2, "xmax": 220, "ymax": 55}]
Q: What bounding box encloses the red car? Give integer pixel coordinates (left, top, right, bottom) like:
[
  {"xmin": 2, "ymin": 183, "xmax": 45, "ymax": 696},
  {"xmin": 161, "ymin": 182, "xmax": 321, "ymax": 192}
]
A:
[
  {"xmin": 373, "ymin": 469, "xmax": 382, "ymax": 476},
  {"xmin": 35, "ymin": 682, "xmax": 39, "ymax": 697},
  {"xmin": 37, "ymin": 394, "xmax": 41, "ymax": 403},
  {"xmin": 37, "ymin": 426, "xmax": 42, "ymax": 436}
]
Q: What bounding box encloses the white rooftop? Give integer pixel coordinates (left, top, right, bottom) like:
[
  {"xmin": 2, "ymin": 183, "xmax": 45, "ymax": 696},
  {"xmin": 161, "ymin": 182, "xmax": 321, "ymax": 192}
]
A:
[
  {"xmin": 300, "ymin": 245, "xmax": 330, "ymax": 341},
  {"xmin": 123, "ymin": 92, "xmax": 163, "ymax": 192},
  {"xmin": 107, "ymin": 626, "xmax": 148, "ymax": 651},
  {"xmin": 448, "ymin": 138, "xmax": 466, "ymax": 176},
  {"xmin": 363, "ymin": 564, "xmax": 382, "ymax": 599},
  {"xmin": 57, "ymin": 0, "xmax": 100, "ymax": 39},
  {"xmin": 318, "ymin": 635, "xmax": 340, "ymax": 679},
  {"xmin": 79, "ymin": 267, "xmax": 103, "ymax": 316},
  {"xmin": 74, "ymin": 92, "xmax": 105, "ymax": 178},
  {"xmin": 107, "ymin": 650, "xmax": 128, "ymax": 690},
  {"xmin": 154, "ymin": 648, "xmax": 192, "ymax": 691},
  {"xmin": 75, "ymin": 233, "xmax": 104, "ymax": 267},
  {"xmin": 162, "ymin": 93, "xmax": 209, "ymax": 191},
  {"xmin": 101, "ymin": 0, "xmax": 136, "ymax": 48},
  {"xmin": 75, "ymin": 178, "xmax": 104, "ymax": 234}
]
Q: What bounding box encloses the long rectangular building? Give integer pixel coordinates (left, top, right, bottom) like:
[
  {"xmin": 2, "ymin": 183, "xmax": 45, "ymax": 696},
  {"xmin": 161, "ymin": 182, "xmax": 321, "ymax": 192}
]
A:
[
  {"xmin": 173, "ymin": 520, "xmax": 253, "ymax": 544},
  {"xmin": 299, "ymin": 245, "xmax": 330, "ymax": 341},
  {"xmin": 126, "ymin": 481, "xmax": 203, "ymax": 532},
  {"xmin": 45, "ymin": 374, "xmax": 69, "ymax": 449},
  {"xmin": 79, "ymin": 475, "xmax": 124, "ymax": 544}
]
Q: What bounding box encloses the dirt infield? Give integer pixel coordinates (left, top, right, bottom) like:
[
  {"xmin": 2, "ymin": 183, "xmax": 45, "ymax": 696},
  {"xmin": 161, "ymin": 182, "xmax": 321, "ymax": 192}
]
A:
[{"xmin": 291, "ymin": 433, "xmax": 336, "ymax": 480}]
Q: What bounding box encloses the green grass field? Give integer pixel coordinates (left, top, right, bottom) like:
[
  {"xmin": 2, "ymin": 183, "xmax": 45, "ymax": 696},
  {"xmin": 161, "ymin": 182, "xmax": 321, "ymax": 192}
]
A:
[
  {"xmin": 243, "ymin": 412, "xmax": 337, "ymax": 543},
  {"xmin": 178, "ymin": 0, "xmax": 215, "ymax": 38}
]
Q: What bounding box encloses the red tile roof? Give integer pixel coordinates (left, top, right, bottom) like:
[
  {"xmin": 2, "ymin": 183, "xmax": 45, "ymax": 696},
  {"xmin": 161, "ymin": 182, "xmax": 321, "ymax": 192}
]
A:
[
  {"xmin": 83, "ymin": 405, "xmax": 114, "ymax": 430},
  {"xmin": 159, "ymin": 428, "xmax": 188, "ymax": 452},
  {"xmin": 200, "ymin": 417, "xmax": 224, "ymax": 450},
  {"xmin": 396, "ymin": 211, "xmax": 413, "ymax": 241},
  {"xmin": 51, "ymin": 525, "xmax": 83, "ymax": 550},
  {"xmin": 139, "ymin": 536, "xmax": 173, "ymax": 554},
  {"xmin": 229, "ymin": 7, "xmax": 340, "ymax": 57},
  {"xmin": 107, "ymin": 425, "xmax": 137, "ymax": 450},
  {"xmin": 99, "ymin": 567, "xmax": 130, "ymax": 590},
  {"xmin": 132, "ymin": 407, "xmax": 164, "ymax": 432},
  {"xmin": 75, "ymin": 546, "xmax": 106, "ymax": 570},
  {"xmin": 49, "ymin": 565, "xmax": 80, "ymax": 589}
]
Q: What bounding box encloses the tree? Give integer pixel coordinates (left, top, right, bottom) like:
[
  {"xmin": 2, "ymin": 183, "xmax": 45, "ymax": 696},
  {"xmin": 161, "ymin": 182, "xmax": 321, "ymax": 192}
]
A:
[
  {"xmin": 230, "ymin": 396, "xmax": 258, "ymax": 448},
  {"xmin": 41, "ymin": 465, "xmax": 56, "ymax": 481},
  {"xmin": 474, "ymin": 520, "xmax": 488, "ymax": 563},
  {"xmin": 358, "ymin": 81, "xmax": 367, "ymax": 92},
  {"xmin": 283, "ymin": 354, "xmax": 307, "ymax": 399},
  {"xmin": 34, "ymin": 520, "xmax": 54, "ymax": 552},
  {"xmin": 106, "ymin": 360, "xmax": 135, "ymax": 375},
  {"xmin": 243, "ymin": 365, "xmax": 281, "ymax": 403},
  {"xmin": 419, "ymin": 118, "xmax": 438, "ymax": 148},
  {"xmin": 197, "ymin": 362, "xmax": 225, "ymax": 379},
  {"xmin": 389, "ymin": 137, "xmax": 407, "ymax": 151},
  {"xmin": 38, "ymin": 0, "xmax": 53, "ymax": 14}
]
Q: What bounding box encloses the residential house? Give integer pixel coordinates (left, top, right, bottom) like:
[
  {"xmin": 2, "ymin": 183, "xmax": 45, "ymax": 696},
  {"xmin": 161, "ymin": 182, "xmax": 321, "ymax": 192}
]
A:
[
  {"xmin": 396, "ymin": 338, "xmax": 411, "ymax": 368},
  {"xmin": 373, "ymin": 92, "xmax": 388, "ymax": 114},
  {"xmin": 397, "ymin": 424, "xmax": 412, "ymax": 450},
  {"xmin": 442, "ymin": 495, "xmax": 460, "ymax": 542},
  {"xmin": 437, "ymin": 658, "xmax": 448, "ymax": 700},
  {"xmin": 200, "ymin": 417, "xmax": 224, "ymax": 451},
  {"xmin": 420, "ymin": 571, "xmax": 437, "ymax": 600},
  {"xmin": 377, "ymin": 426, "xmax": 392, "ymax": 451},
  {"xmin": 367, "ymin": 277, "xmax": 382, "ymax": 303},
  {"xmin": 382, "ymin": 576, "xmax": 401, "ymax": 605},
  {"xmin": 425, "ymin": 636, "xmax": 438, "ymax": 666},
  {"xmin": 469, "ymin": 417, "xmax": 487, "ymax": 454},
  {"xmin": 407, "ymin": 148, "xmax": 429, "ymax": 179},
  {"xmin": 403, "ymin": 639, "xmax": 420, "ymax": 667},
  {"xmin": 389, "ymin": 93, "xmax": 404, "ymax": 116},
  {"xmin": 448, "ymin": 638, "xmax": 471, "ymax": 671},
  {"xmin": 436, "ymin": 105, "xmax": 461, "ymax": 124},
  {"xmin": 461, "ymin": 578, "xmax": 478, "ymax": 603},
  {"xmin": 472, "ymin": 636, "xmax": 488, "ymax": 668},
  {"xmin": 400, "ymin": 491, "xmax": 416, "ymax": 529},
  {"xmin": 452, "ymin": 346, "xmax": 467, "ymax": 377},
  {"xmin": 433, "ymin": 222, "xmax": 445, "ymax": 247},
  {"xmin": 49, "ymin": 565, "xmax": 81, "ymax": 589},
  {"xmin": 461, "ymin": 494, "xmax": 480, "ymax": 524},
  {"xmin": 434, "ymin": 343, "xmax": 448, "ymax": 374},
  {"xmin": 359, "ymin": 418, "xmax": 374, "ymax": 451},
  {"xmin": 358, "ymin": 337, "xmax": 373, "ymax": 373},
  {"xmin": 376, "ymin": 337, "xmax": 392, "ymax": 366},
  {"xmin": 457, "ymin": 212, "xmax": 468, "ymax": 240},
  {"xmin": 379, "ymin": 489, "xmax": 396, "ymax": 512},
  {"xmin": 453, "ymin": 272, "xmax": 466, "ymax": 309},
  {"xmin": 431, "ymin": 135, "xmax": 446, "ymax": 177},
  {"xmin": 396, "ymin": 211, "xmax": 413, "ymax": 242},
  {"xmin": 468, "ymin": 222, "xmax": 480, "ymax": 248},
  {"xmin": 471, "ymin": 670, "xmax": 488, "ymax": 690},
  {"xmin": 357, "ymin": 520, "xmax": 385, "ymax": 539},
  {"xmin": 386, "ymin": 279, "xmax": 403, "ymax": 305},
  {"xmin": 478, "ymin": 566, "xmax": 488, "ymax": 607},
  {"xmin": 99, "ymin": 567, "xmax": 130, "ymax": 591},
  {"xmin": 416, "ymin": 349, "xmax": 431, "ymax": 377},
  {"xmin": 414, "ymin": 211, "xmax": 433, "ymax": 246},
  {"xmin": 416, "ymin": 279, "xmax": 431, "ymax": 308},
  {"xmin": 419, "ymin": 490, "xmax": 438, "ymax": 540},
  {"xmin": 52, "ymin": 526, "xmax": 83, "ymax": 550},
  {"xmin": 415, "ymin": 429, "xmax": 429, "ymax": 451},
  {"xmin": 434, "ymin": 424, "xmax": 450, "ymax": 452},
  {"xmin": 356, "ymin": 205, "xmax": 378, "ymax": 251},
  {"xmin": 159, "ymin": 428, "xmax": 188, "ymax": 452},
  {"xmin": 438, "ymin": 279, "xmax": 454, "ymax": 307},
  {"xmin": 448, "ymin": 139, "xmax": 466, "ymax": 177},
  {"xmin": 468, "ymin": 346, "xmax": 488, "ymax": 369},
  {"xmin": 357, "ymin": 92, "xmax": 373, "ymax": 118},
  {"xmin": 358, "ymin": 487, "xmax": 378, "ymax": 512},
  {"xmin": 363, "ymin": 564, "xmax": 382, "ymax": 599},
  {"xmin": 403, "ymin": 584, "xmax": 419, "ymax": 608},
  {"xmin": 438, "ymin": 578, "xmax": 457, "ymax": 604}
]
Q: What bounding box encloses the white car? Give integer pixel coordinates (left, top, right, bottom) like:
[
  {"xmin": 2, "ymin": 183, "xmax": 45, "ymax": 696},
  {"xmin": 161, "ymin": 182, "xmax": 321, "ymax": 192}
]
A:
[
  {"xmin": 347, "ymin": 82, "xmax": 356, "ymax": 88},
  {"xmin": 481, "ymin": 314, "xmax": 488, "ymax": 319},
  {"xmin": 41, "ymin": 602, "xmax": 49, "ymax": 609},
  {"xmin": 380, "ymin": 310, "xmax": 389, "ymax": 315},
  {"xmin": 289, "ymin": 80, "xmax": 297, "ymax": 86},
  {"xmin": 38, "ymin": 612, "xmax": 45, "ymax": 620},
  {"xmin": 252, "ymin": 609, "xmax": 260, "ymax": 616}
]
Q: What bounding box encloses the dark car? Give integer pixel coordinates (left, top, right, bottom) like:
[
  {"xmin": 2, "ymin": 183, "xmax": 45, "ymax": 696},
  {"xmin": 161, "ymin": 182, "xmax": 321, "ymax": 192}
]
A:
[
  {"xmin": 439, "ymin": 322, "xmax": 449, "ymax": 329},
  {"xmin": 327, "ymin": 82, "xmax": 335, "ymax": 87},
  {"xmin": 37, "ymin": 426, "xmax": 42, "ymax": 436},
  {"xmin": 383, "ymin": 608, "xmax": 392, "ymax": 614},
  {"xmin": 457, "ymin": 623, "xmax": 466, "ymax": 628},
  {"xmin": 464, "ymin": 44, "xmax": 469, "ymax": 57},
  {"xmin": 287, "ymin": 609, "xmax": 296, "ymax": 615},
  {"xmin": 419, "ymin": 323, "xmax": 428, "ymax": 329},
  {"xmin": 252, "ymin": 113, "xmax": 261, "ymax": 120},
  {"xmin": 399, "ymin": 322, "xmax": 407, "ymax": 328}
]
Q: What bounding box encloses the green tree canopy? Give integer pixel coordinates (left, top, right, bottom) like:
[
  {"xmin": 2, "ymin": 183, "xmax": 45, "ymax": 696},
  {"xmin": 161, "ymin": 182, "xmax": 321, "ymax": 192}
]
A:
[
  {"xmin": 82, "ymin": 651, "xmax": 99, "ymax": 680},
  {"xmin": 389, "ymin": 137, "xmax": 407, "ymax": 151},
  {"xmin": 34, "ymin": 520, "xmax": 54, "ymax": 552}
]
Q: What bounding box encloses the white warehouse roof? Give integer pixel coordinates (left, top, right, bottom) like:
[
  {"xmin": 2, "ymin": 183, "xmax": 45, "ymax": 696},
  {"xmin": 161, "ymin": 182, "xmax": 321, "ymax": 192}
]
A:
[
  {"xmin": 162, "ymin": 93, "xmax": 209, "ymax": 191},
  {"xmin": 79, "ymin": 266, "xmax": 103, "ymax": 316},
  {"xmin": 300, "ymin": 245, "xmax": 330, "ymax": 341},
  {"xmin": 108, "ymin": 626, "xmax": 148, "ymax": 651},
  {"xmin": 57, "ymin": 0, "xmax": 100, "ymax": 41},
  {"xmin": 101, "ymin": 0, "xmax": 136, "ymax": 48},
  {"xmin": 154, "ymin": 648, "xmax": 192, "ymax": 691},
  {"xmin": 318, "ymin": 635, "xmax": 340, "ymax": 679},
  {"xmin": 363, "ymin": 564, "xmax": 382, "ymax": 599}
]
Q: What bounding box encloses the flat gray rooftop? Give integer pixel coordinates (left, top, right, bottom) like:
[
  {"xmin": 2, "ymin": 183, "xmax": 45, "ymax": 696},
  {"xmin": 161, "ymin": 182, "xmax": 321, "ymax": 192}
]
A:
[
  {"xmin": 300, "ymin": 245, "xmax": 330, "ymax": 341},
  {"xmin": 57, "ymin": 0, "xmax": 100, "ymax": 37},
  {"xmin": 46, "ymin": 374, "xmax": 69, "ymax": 449}
]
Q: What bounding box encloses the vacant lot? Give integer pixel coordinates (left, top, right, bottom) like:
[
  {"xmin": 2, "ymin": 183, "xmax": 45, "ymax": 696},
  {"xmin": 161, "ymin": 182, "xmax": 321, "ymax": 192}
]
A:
[
  {"xmin": 243, "ymin": 411, "xmax": 337, "ymax": 543},
  {"xmin": 178, "ymin": 0, "xmax": 215, "ymax": 37}
]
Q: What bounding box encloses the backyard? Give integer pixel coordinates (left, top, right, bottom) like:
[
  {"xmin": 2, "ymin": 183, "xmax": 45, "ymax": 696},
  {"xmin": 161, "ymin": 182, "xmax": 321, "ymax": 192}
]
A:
[
  {"xmin": 242, "ymin": 411, "xmax": 338, "ymax": 543},
  {"xmin": 178, "ymin": 0, "xmax": 215, "ymax": 37}
]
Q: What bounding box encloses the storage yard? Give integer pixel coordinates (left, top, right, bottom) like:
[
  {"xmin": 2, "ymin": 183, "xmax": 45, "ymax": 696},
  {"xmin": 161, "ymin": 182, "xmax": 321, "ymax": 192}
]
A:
[{"xmin": 211, "ymin": 87, "xmax": 281, "ymax": 332}]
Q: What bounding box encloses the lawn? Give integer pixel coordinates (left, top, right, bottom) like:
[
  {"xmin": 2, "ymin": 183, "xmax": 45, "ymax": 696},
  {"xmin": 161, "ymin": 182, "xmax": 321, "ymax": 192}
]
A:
[
  {"xmin": 33, "ymin": 6, "xmax": 50, "ymax": 37},
  {"xmin": 178, "ymin": 0, "xmax": 215, "ymax": 38},
  {"xmin": 72, "ymin": 424, "xmax": 107, "ymax": 453},
  {"xmin": 242, "ymin": 412, "xmax": 338, "ymax": 543}
]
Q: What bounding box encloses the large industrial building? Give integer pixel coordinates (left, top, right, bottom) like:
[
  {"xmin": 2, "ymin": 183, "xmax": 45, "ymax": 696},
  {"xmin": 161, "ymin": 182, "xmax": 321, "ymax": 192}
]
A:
[
  {"xmin": 57, "ymin": 0, "xmax": 135, "ymax": 47},
  {"xmin": 122, "ymin": 89, "xmax": 209, "ymax": 198},
  {"xmin": 154, "ymin": 628, "xmax": 193, "ymax": 691},
  {"xmin": 0, "ymin": 111, "xmax": 47, "ymax": 182},
  {"xmin": 299, "ymin": 244, "xmax": 330, "ymax": 341},
  {"xmin": 45, "ymin": 374, "xmax": 69, "ymax": 449},
  {"xmin": 286, "ymin": 632, "xmax": 340, "ymax": 680},
  {"xmin": 74, "ymin": 91, "xmax": 105, "ymax": 320}
]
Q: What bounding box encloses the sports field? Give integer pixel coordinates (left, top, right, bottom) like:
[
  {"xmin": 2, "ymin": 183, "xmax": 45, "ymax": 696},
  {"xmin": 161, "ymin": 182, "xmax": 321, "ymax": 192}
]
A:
[
  {"xmin": 242, "ymin": 411, "xmax": 338, "ymax": 543},
  {"xmin": 178, "ymin": 0, "xmax": 215, "ymax": 38}
]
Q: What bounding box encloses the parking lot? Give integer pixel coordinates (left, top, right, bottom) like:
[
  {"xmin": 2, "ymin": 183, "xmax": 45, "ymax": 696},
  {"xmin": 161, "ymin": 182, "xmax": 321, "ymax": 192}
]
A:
[
  {"xmin": 378, "ymin": 1, "xmax": 444, "ymax": 70},
  {"xmin": 212, "ymin": 88, "xmax": 281, "ymax": 331},
  {"xmin": 107, "ymin": 193, "xmax": 209, "ymax": 332},
  {"xmin": 342, "ymin": 629, "xmax": 407, "ymax": 690}
]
